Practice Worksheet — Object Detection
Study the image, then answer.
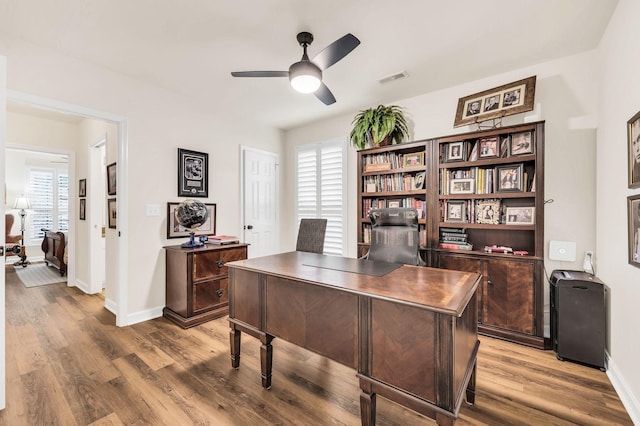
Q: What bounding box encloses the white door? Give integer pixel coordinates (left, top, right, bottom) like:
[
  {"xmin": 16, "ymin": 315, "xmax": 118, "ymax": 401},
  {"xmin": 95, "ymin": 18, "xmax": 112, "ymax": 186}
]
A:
[
  {"xmin": 0, "ymin": 53, "xmax": 7, "ymax": 409},
  {"xmin": 242, "ymin": 147, "xmax": 279, "ymax": 258},
  {"xmin": 88, "ymin": 140, "xmax": 106, "ymax": 293}
]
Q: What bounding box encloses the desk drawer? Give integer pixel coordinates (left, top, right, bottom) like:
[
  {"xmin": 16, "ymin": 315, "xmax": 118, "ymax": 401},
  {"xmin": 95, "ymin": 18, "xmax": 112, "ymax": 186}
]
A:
[
  {"xmin": 193, "ymin": 247, "xmax": 247, "ymax": 280},
  {"xmin": 193, "ymin": 278, "xmax": 229, "ymax": 313}
]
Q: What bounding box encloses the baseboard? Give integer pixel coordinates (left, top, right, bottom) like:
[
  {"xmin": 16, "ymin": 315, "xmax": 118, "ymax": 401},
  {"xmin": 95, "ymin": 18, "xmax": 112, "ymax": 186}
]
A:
[
  {"xmin": 104, "ymin": 297, "xmax": 117, "ymax": 316},
  {"xmin": 74, "ymin": 278, "xmax": 90, "ymax": 293},
  {"xmin": 126, "ymin": 306, "xmax": 164, "ymax": 326},
  {"xmin": 607, "ymin": 353, "xmax": 640, "ymax": 424}
]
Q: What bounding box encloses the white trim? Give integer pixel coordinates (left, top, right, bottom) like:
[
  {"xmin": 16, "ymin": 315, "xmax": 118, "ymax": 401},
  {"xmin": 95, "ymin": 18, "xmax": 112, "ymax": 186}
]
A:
[
  {"xmin": 6, "ymin": 90, "xmax": 130, "ymax": 326},
  {"xmin": 607, "ymin": 355, "xmax": 640, "ymax": 425}
]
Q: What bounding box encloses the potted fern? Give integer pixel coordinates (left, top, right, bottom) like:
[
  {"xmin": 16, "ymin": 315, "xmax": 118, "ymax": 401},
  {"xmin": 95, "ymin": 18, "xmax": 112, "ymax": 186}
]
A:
[{"xmin": 350, "ymin": 105, "xmax": 409, "ymax": 150}]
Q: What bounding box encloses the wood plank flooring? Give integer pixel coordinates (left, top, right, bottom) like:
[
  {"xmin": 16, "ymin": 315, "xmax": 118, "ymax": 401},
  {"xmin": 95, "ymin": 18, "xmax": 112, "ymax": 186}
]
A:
[{"xmin": 2, "ymin": 267, "xmax": 633, "ymax": 425}]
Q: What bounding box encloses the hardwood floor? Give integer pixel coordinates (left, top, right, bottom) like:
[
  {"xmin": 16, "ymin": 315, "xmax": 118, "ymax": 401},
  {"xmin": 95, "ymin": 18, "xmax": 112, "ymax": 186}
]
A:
[{"xmin": 2, "ymin": 266, "xmax": 633, "ymax": 425}]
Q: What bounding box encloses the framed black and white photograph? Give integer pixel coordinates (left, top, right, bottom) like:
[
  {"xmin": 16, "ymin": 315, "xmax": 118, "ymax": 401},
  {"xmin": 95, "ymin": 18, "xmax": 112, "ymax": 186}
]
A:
[
  {"xmin": 628, "ymin": 194, "xmax": 640, "ymax": 267},
  {"xmin": 450, "ymin": 178, "xmax": 475, "ymax": 194},
  {"xmin": 505, "ymin": 206, "xmax": 535, "ymax": 225},
  {"xmin": 403, "ymin": 152, "xmax": 425, "ymax": 167},
  {"xmin": 413, "ymin": 172, "xmax": 426, "ymax": 190},
  {"xmin": 510, "ymin": 131, "xmax": 534, "ymax": 156},
  {"xmin": 107, "ymin": 162, "xmax": 117, "ymax": 195},
  {"xmin": 445, "ymin": 201, "xmax": 467, "ymax": 222},
  {"xmin": 178, "ymin": 148, "xmax": 209, "ymax": 197},
  {"xmin": 79, "ymin": 198, "xmax": 86, "ymax": 220},
  {"xmin": 627, "ymin": 110, "xmax": 640, "ymax": 188},
  {"xmin": 79, "ymin": 179, "xmax": 86, "ymax": 197},
  {"xmin": 476, "ymin": 199, "xmax": 501, "ymax": 225},
  {"xmin": 107, "ymin": 198, "xmax": 117, "ymax": 229},
  {"xmin": 479, "ymin": 137, "xmax": 499, "ymax": 158},
  {"xmin": 167, "ymin": 202, "xmax": 217, "ymax": 239},
  {"xmin": 447, "ymin": 142, "xmax": 465, "ymax": 162},
  {"xmin": 496, "ymin": 164, "xmax": 524, "ymax": 192},
  {"xmin": 454, "ymin": 76, "xmax": 536, "ymax": 127}
]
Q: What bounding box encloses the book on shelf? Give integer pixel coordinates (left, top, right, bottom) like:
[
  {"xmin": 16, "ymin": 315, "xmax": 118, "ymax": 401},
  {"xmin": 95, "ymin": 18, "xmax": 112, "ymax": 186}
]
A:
[
  {"xmin": 438, "ymin": 242, "xmax": 473, "ymax": 250},
  {"xmin": 209, "ymin": 235, "xmax": 240, "ymax": 245}
]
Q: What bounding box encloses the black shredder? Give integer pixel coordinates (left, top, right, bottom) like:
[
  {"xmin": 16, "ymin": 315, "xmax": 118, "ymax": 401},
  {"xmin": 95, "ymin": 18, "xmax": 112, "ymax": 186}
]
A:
[{"xmin": 550, "ymin": 270, "xmax": 607, "ymax": 370}]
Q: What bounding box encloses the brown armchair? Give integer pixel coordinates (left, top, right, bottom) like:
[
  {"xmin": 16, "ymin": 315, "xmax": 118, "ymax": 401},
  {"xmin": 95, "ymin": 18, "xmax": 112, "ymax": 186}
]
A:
[{"xmin": 5, "ymin": 213, "xmax": 27, "ymax": 266}]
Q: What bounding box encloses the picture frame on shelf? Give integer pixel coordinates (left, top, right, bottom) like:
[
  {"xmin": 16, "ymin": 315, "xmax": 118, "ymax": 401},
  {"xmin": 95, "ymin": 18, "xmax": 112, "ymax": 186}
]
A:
[
  {"xmin": 479, "ymin": 137, "xmax": 499, "ymax": 158},
  {"xmin": 107, "ymin": 162, "xmax": 117, "ymax": 195},
  {"xmin": 413, "ymin": 172, "xmax": 426, "ymax": 190},
  {"xmin": 505, "ymin": 206, "xmax": 535, "ymax": 225},
  {"xmin": 79, "ymin": 198, "xmax": 86, "ymax": 220},
  {"xmin": 402, "ymin": 152, "xmax": 425, "ymax": 167},
  {"xmin": 386, "ymin": 199, "xmax": 402, "ymax": 209},
  {"xmin": 453, "ymin": 76, "xmax": 536, "ymax": 127},
  {"xmin": 496, "ymin": 163, "xmax": 524, "ymax": 192},
  {"xmin": 450, "ymin": 178, "xmax": 475, "ymax": 194},
  {"xmin": 167, "ymin": 202, "xmax": 217, "ymax": 239},
  {"xmin": 107, "ymin": 198, "xmax": 117, "ymax": 229},
  {"xmin": 476, "ymin": 199, "xmax": 501, "ymax": 225},
  {"xmin": 447, "ymin": 142, "xmax": 465, "ymax": 162},
  {"xmin": 510, "ymin": 131, "xmax": 534, "ymax": 156},
  {"xmin": 79, "ymin": 179, "xmax": 86, "ymax": 197},
  {"xmin": 627, "ymin": 110, "xmax": 640, "ymax": 188},
  {"xmin": 628, "ymin": 194, "xmax": 640, "ymax": 267},
  {"xmin": 178, "ymin": 148, "xmax": 209, "ymax": 197},
  {"xmin": 445, "ymin": 200, "xmax": 467, "ymax": 222}
]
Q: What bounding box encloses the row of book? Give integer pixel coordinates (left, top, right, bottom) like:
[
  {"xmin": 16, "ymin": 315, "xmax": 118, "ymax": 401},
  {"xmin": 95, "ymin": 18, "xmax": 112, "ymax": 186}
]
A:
[
  {"xmin": 362, "ymin": 151, "xmax": 424, "ymax": 172},
  {"xmin": 362, "ymin": 197, "xmax": 426, "ymax": 218},
  {"xmin": 363, "ymin": 172, "xmax": 425, "ymax": 193},
  {"xmin": 439, "ymin": 165, "xmax": 534, "ymax": 194},
  {"xmin": 438, "ymin": 227, "xmax": 472, "ymax": 250}
]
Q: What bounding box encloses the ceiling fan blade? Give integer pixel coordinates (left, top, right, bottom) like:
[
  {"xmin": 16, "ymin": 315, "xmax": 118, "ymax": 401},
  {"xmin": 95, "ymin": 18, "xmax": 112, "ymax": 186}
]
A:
[
  {"xmin": 312, "ymin": 33, "xmax": 360, "ymax": 70},
  {"xmin": 231, "ymin": 71, "xmax": 289, "ymax": 77},
  {"xmin": 314, "ymin": 83, "xmax": 336, "ymax": 105}
]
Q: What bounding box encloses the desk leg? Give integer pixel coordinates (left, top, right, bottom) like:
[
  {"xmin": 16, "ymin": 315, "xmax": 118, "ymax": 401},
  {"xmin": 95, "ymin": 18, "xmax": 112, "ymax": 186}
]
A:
[
  {"xmin": 230, "ymin": 327, "xmax": 241, "ymax": 369},
  {"xmin": 465, "ymin": 360, "xmax": 477, "ymax": 406},
  {"xmin": 260, "ymin": 334, "xmax": 274, "ymax": 389},
  {"xmin": 359, "ymin": 387, "xmax": 376, "ymax": 425}
]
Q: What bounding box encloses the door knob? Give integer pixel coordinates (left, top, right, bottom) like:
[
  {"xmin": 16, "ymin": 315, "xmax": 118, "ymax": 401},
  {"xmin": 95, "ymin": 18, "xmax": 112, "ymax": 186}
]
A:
[{"xmin": 246, "ymin": 225, "xmax": 253, "ymax": 230}]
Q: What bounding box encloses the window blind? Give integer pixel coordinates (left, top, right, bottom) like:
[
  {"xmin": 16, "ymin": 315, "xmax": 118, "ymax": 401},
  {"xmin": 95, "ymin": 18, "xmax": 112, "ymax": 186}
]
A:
[{"xmin": 27, "ymin": 168, "xmax": 69, "ymax": 244}]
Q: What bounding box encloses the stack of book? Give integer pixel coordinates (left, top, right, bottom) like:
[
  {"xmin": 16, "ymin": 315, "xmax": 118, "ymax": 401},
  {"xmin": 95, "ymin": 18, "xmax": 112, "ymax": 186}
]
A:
[
  {"xmin": 438, "ymin": 227, "xmax": 472, "ymax": 250},
  {"xmin": 209, "ymin": 235, "xmax": 240, "ymax": 245}
]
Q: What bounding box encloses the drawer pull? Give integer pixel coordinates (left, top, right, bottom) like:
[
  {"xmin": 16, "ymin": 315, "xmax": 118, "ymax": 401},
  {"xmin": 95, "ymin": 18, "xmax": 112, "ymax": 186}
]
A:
[
  {"xmin": 216, "ymin": 289, "xmax": 224, "ymax": 297},
  {"xmin": 217, "ymin": 260, "xmax": 225, "ymax": 267}
]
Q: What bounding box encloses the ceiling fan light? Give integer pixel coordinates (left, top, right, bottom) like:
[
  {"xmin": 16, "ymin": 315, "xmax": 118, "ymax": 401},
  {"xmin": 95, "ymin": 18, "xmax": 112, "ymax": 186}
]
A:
[{"xmin": 289, "ymin": 61, "xmax": 322, "ymax": 93}]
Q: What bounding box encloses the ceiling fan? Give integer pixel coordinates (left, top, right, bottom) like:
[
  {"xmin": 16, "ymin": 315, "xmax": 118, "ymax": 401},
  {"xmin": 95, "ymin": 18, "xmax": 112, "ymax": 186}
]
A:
[{"xmin": 231, "ymin": 32, "xmax": 360, "ymax": 105}]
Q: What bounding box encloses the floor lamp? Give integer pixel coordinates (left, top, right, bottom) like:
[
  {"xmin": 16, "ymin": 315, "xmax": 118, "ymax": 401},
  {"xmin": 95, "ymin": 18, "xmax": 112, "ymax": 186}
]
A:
[{"xmin": 13, "ymin": 196, "xmax": 31, "ymax": 266}]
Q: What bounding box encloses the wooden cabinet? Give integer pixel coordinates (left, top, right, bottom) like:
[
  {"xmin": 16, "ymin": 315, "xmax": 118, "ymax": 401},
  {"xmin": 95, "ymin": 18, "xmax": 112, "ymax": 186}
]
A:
[
  {"xmin": 164, "ymin": 243, "xmax": 248, "ymax": 328},
  {"xmin": 355, "ymin": 121, "xmax": 547, "ymax": 348}
]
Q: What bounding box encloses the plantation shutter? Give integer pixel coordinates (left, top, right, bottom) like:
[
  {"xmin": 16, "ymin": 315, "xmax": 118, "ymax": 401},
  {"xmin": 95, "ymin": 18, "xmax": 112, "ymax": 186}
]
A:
[
  {"xmin": 27, "ymin": 168, "xmax": 69, "ymax": 244},
  {"xmin": 295, "ymin": 138, "xmax": 347, "ymax": 256}
]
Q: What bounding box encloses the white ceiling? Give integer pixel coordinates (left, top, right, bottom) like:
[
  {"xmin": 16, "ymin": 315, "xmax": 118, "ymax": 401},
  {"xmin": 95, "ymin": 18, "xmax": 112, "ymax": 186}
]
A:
[{"xmin": 0, "ymin": 0, "xmax": 618, "ymax": 129}]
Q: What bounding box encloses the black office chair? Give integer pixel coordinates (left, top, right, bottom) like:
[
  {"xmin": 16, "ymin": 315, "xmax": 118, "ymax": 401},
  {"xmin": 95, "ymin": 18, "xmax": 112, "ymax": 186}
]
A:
[
  {"xmin": 296, "ymin": 218, "xmax": 328, "ymax": 254},
  {"xmin": 364, "ymin": 208, "xmax": 425, "ymax": 265}
]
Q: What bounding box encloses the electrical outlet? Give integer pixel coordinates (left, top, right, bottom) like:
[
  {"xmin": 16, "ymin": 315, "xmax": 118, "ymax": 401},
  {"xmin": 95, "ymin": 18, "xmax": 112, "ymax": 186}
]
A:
[{"xmin": 549, "ymin": 240, "xmax": 577, "ymax": 261}]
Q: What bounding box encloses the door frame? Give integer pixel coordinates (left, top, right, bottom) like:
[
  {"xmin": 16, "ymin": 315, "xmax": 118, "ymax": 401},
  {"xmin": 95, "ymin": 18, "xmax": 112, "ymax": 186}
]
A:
[{"xmin": 6, "ymin": 90, "xmax": 130, "ymax": 326}]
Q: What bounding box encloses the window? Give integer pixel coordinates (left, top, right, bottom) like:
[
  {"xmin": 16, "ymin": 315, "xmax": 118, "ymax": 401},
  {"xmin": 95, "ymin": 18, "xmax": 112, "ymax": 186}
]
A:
[
  {"xmin": 295, "ymin": 138, "xmax": 347, "ymax": 256},
  {"xmin": 27, "ymin": 168, "xmax": 68, "ymax": 244}
]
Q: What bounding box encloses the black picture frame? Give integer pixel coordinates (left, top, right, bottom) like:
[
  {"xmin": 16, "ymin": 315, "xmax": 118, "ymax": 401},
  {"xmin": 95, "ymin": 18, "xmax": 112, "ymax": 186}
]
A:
[
  {"xmin": 628, "ymin": 194, "xmax": 640, "ymax": 267},
  {"xmin": 446, "ymin": 142, "xmax": 465, "ymax": 162},
  {"xmin": 107, "ymin": 162, "xmax": 117, "ymax": 195},
  {"xmin": 478, "ymin": 137, "xmax": 499, "ymax": 159},
  {"xmin": 445, "ymin": 200, "xmax": 467, "ymax": 222},
  {"xmin": 496, "ymin": 163, "xmax": 524, "ymax": 192},
  {"xmin": 166, "ymin": 202, "xmax": 217, "ymax": 239},
  {"xmin": 628, "ymin": 110, "xmax": 640, "ymax": 189},
  {"xmin": 79, "ymin": 198, "xmax": 86, "ymax": 220},
  {"xmin": 178, "ymin": 148, "xmax": 208, "ymax": 197},
  {"xmin": 79, "ymin": 178, "xmax": 86, "ymax": 197},
  {"xmin": 107, "ymin": 198, "xmax": 117, "ymax": 229}
]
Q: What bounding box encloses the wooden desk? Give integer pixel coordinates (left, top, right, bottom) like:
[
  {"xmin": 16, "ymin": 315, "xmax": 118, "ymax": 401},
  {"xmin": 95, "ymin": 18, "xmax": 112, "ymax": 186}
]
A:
[{"xmin": 227, "ymin": 252, "xmax": 480, "ymax": 426}]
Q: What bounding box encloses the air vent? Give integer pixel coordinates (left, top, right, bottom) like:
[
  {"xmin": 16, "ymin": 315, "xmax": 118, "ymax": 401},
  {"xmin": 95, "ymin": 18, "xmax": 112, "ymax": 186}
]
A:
[{"xmin": 378, "ymin": 71, "xmax": 408, "ymax": 84}]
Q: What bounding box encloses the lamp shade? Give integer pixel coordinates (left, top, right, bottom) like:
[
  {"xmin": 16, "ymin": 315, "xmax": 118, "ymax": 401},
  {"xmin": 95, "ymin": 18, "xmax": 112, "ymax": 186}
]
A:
[
  {"xmin": 289, "ymin": 61, "xmax": 322, "ymax": 94},
  {"xmin": 13, "ymin": 196, "xmax": 31, "ymax": 210}
]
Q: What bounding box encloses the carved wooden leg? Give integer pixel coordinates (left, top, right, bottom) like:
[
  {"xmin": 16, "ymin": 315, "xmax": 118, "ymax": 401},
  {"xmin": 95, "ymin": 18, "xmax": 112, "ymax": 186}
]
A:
[
  {"xmin": 465, "ymin": 360, "xmax": 477, "ymax": 405},
  {"xmin": 229, "ymin": 327, "xmax": 241, "ymax": 369},
  {"xmin": 260, "ymin": 334, "xmax": 274, "ymax": 389},
  {"xmin": 359, "ymin": 389, "xmax": 376, "ymax": 426}
]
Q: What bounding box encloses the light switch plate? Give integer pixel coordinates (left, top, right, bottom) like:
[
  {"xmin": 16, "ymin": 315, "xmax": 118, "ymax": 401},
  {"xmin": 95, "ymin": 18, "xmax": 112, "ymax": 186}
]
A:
[{"xmin": 549, "ymin": 240, "xmax": 577, "ymax": 261}]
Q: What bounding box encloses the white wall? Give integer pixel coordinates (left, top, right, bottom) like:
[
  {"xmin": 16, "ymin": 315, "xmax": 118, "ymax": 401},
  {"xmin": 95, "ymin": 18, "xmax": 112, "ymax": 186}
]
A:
[
  {"xmin": 0, "ymin": 34, "xmax": 283, "ymax": 323},
  {"xmin": 596, "ymin": 0, "xmax": 640, "ymax": 422}
]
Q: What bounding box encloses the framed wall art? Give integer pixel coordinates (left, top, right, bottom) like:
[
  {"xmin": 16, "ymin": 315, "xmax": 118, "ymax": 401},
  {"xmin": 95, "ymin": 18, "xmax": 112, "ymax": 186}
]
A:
[
  {"xmin": 178, "ymin": 148, "xmax": 208, "ymax": 197},
  {"xmin": 453, "ymin": 76, "xmax": 536, "ymax": 127},
  {"xmin": 79, "ymin": 198, "xmax": 86, "ymax": 220},
  {"xmin": 107, "ymin": 162, "xmax": 117, "ymax": 195},
  {"xmin": 505, "ymin": 206, "xmax": 535, "ymax": 225},
  {"xmin": 628, "ymin": 194, "xmax": 640, "ymax": 267},
  {"xmin": 167, "ymin": 202, "xmax": 217, "ymax": 239},
  {"xmin": 628, "ymin": 110, "xmax": 640, "ymax": 188},
  {"xmin": 79, "ymin": 179, "xmax": 86, "ymax": 197},
  {"xmin": 107, "ymin": 198, "xmax": 117, "ymax": 229}
]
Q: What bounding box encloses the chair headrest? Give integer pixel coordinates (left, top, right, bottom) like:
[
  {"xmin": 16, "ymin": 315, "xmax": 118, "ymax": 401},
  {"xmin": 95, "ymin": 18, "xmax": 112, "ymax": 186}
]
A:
[{"xmin": 369, "ymin": 208, "xmax": 418, "ymax": 226}]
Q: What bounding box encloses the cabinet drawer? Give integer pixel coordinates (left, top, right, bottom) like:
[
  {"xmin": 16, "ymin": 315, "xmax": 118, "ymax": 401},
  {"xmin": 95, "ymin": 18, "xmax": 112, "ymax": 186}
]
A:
[
  {"xmin": 193, "ymin": 247, "xmax": 247, "ymax": 280},
  {"xmin": 193, "ymin": 278, "xmax": 229, "ymax": 313}
]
